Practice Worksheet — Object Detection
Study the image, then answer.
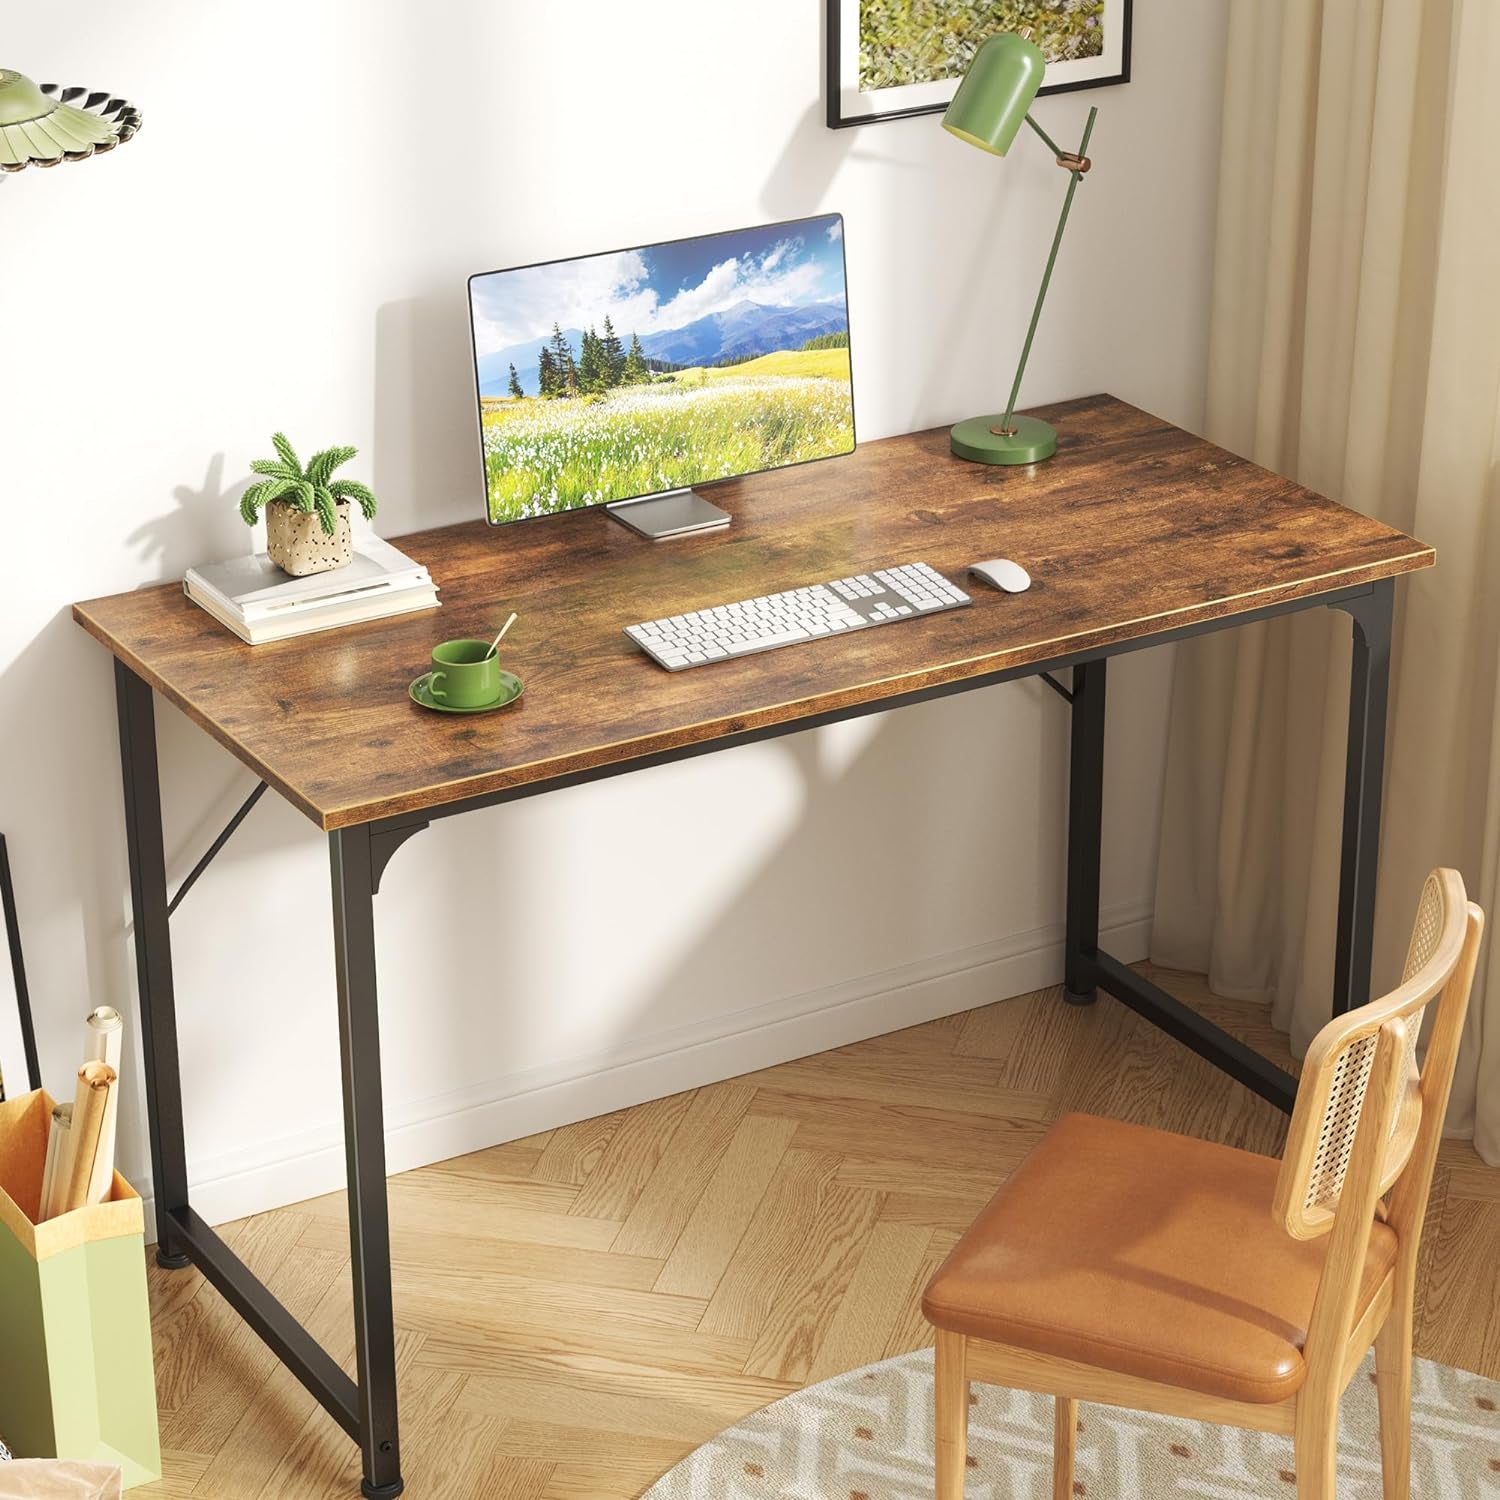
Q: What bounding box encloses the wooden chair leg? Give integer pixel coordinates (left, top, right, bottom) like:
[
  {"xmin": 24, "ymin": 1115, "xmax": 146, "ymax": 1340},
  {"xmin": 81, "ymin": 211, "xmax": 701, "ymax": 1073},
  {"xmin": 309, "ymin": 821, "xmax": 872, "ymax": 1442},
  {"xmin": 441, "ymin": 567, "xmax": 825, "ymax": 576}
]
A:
[
  {"xmin": 1053, "ymin": 1395, "xmax": 1077, "ymax": 1500},
  {"xmin": 1375, "ymin": 1308, "xmax": 1413, "ymax": 1500},
  {"xmin": 934, "ymin": 1330, "xmax": 969, "ymax": 1500},
  {"xmin": 1293, "ymin": 1397, "xmax": 1339, "ymax": 1500}
]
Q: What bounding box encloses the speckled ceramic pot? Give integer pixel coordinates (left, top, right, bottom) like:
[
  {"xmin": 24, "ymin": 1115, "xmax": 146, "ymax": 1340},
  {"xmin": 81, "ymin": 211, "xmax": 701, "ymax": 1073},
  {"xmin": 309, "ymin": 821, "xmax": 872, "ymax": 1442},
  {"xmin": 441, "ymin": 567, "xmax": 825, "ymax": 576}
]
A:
[{"xmin": 265, "ymin": 499, "xmax": 353, "ymax": 576}]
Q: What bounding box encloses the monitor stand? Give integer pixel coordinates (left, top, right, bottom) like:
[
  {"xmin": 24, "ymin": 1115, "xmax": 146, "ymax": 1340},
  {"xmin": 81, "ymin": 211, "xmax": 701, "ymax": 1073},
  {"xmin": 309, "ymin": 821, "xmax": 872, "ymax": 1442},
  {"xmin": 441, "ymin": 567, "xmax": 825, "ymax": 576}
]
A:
[{"xmin": 607, "ymin": 488, "xmax": 731, "ymax": 540}]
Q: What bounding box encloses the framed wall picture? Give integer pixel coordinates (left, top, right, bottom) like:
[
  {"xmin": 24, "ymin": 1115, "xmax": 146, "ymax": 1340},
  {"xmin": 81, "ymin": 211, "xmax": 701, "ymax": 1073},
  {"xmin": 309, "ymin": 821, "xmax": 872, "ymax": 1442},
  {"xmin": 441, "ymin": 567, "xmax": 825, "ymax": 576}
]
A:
[{"xmin": 827, "ymin": 0, "xmax": 1132, "ymax": 129}]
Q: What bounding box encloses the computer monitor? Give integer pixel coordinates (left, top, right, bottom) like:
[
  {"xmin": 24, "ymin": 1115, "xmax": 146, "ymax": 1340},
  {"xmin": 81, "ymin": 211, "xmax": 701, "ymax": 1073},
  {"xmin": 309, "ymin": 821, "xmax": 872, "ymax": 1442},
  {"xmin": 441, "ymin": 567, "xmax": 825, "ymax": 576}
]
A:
[{"xmin": 467, "ymin": 214, "xmax": 855, "ymax": 539}]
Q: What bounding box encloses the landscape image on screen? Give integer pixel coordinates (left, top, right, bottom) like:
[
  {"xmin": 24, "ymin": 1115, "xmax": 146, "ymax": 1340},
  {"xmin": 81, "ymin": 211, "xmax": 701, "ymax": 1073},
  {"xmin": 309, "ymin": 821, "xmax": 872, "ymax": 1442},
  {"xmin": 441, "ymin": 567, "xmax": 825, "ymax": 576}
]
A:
[
  {"xmin": 469, "ymin": 215, "xmax": 854, "ymax": 524},
  {"xmin": 858, "ymin": 0, "xmax": 1105, "ymax": 90}
]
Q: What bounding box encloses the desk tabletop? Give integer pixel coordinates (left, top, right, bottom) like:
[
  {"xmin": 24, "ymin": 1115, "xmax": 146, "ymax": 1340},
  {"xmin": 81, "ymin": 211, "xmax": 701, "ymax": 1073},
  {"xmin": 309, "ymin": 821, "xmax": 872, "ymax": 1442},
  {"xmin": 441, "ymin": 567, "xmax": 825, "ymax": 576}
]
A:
[{"xmin": 75, "ymin": 396, "xmax": 1433, "ymax": 831}]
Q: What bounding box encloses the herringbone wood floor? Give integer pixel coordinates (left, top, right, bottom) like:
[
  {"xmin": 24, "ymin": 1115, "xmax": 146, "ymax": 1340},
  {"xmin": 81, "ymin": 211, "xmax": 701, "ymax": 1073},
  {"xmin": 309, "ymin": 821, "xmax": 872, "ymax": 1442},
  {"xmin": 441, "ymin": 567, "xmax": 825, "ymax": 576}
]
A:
[{"xmin": 137, "ymin": 970, "xmax": 1500, "ymax": 1499}]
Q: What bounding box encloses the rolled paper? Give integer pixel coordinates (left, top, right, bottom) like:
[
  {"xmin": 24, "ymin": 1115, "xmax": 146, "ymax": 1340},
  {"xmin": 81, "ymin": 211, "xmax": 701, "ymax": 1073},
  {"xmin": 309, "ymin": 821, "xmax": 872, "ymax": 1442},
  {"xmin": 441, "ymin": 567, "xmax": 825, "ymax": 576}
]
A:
[
  {"xmin": 38, "ymin": 1103, "xmax": 66, "ymax": 1221},
  {"xmin": 86, "ymin": 1070, "xmax": 121, "ymax": 1206},
  {"xmin": 62, "ymin": 1061, "xmax": 116, "ymax": 1215},
  {"xmin": 84, "ymin": 1006, "xmax": 124, "ymax": 1197},
  {"xmin": 85, "ymin": 1006, "xmax": 123, "ymax": 1070},
  {"xmin": 39, "ymin": 1102, "xmax": 75, "ymax": 1221}
]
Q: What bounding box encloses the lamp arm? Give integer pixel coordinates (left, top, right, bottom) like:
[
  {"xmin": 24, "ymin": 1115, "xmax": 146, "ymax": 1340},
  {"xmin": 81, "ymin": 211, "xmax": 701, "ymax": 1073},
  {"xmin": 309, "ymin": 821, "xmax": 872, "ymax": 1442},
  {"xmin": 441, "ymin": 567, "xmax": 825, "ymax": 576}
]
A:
[
  {"xmin": 1022, "ymin": 112, "xmax": 1067, "ymax": 158},
  {"xmin": 997, "ymin": 105, "xmax": 1098, "ymax": 437}
]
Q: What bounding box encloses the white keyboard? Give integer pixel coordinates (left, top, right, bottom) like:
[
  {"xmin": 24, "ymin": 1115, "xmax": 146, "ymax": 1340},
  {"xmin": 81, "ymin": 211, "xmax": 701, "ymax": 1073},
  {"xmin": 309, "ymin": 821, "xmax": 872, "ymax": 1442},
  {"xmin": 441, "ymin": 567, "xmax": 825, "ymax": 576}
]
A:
[{"xmin": 625, "ymin": 561, "xmax": 972, "ymax": 671}]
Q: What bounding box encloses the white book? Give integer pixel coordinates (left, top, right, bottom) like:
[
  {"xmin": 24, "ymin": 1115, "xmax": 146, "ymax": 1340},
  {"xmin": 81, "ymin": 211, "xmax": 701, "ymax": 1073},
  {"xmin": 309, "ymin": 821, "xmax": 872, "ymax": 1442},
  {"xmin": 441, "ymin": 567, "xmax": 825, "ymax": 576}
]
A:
[
  {"xmin": 186, "ymin": 579, "xmax": 440, "ymax": 644},
  {"xmin": 185, "ymin": 535, "xmax": 431, "ymax": 623}
]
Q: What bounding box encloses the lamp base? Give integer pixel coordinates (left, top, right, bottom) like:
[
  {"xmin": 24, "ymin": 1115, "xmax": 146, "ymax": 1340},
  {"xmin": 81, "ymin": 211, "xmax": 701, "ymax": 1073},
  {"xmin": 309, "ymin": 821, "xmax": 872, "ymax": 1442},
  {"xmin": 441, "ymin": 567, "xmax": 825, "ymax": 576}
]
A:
[{"xmin": 950, "ymin": 414, "xmax": 1058, "ymax": 465}]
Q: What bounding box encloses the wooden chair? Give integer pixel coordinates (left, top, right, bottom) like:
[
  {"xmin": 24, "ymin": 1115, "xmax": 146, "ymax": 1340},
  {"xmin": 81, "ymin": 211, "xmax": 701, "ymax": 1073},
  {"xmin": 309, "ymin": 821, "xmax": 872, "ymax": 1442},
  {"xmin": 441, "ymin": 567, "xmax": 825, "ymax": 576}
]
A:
[{"xmin": 922, "ymin": 868, "xmax": 1483, "ymax": 1499}]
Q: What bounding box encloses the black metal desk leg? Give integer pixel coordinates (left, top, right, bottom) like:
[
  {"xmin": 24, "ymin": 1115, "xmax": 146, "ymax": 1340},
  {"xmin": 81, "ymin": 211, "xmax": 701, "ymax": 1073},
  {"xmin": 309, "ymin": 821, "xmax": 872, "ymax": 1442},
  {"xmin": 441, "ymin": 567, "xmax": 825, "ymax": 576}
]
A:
[
  {"xmin": 1332, "ymin": 581, "xmax": 1394, "ymax": 1015},
  {"xmin": 329, "ymin": 826, "xmax": 403, "ymax": 1499},
  {"xmin": 114, "ymin": 661, "xmax": 192, "ymax": 1269},
  {"xmin": 1064, "ymin": 658, "xmax": 1107, "ymax": 1005}
]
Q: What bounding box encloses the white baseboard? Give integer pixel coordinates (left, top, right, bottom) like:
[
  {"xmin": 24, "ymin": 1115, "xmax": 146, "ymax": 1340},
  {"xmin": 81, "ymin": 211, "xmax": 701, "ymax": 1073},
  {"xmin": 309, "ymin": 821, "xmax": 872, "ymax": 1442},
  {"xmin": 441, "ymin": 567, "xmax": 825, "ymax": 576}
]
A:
[{"xmin": 138, "ymin": 900, "xmax": 1152, "ymax": 1239}]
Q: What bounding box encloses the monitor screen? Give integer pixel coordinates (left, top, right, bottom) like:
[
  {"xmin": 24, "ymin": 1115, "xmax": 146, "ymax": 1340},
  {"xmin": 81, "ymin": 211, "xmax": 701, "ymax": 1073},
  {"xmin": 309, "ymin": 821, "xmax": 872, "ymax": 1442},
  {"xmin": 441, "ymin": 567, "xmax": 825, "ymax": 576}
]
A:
[{"xmin": 468, "ymin": 214, "xmax": 855, "ymax": 526}]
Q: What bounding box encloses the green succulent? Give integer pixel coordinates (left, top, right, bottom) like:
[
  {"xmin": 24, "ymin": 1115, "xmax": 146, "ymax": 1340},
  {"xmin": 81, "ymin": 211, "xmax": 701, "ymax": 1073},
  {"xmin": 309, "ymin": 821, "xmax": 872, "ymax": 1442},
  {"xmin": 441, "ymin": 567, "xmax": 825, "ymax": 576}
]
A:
[{"xmin": 238, "ymin": 432, "xmax": 378, "ymax": 536}]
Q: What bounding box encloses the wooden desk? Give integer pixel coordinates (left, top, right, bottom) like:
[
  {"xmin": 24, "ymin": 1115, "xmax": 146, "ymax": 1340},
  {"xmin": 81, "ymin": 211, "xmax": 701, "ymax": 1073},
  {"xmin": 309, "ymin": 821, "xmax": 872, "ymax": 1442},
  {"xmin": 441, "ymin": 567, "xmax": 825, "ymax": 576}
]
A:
[{"xmin": 74, "ymin": 395, "xmax": 1432, "ymax": 1498}]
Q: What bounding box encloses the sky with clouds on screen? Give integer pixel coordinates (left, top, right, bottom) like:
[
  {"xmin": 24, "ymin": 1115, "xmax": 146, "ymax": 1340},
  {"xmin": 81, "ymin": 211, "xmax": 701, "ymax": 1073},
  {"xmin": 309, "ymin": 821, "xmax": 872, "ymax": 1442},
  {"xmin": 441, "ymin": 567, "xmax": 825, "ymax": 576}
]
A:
[{"xmin": 470, "ymin": 215, "xmax": 846, "ymax": 357}]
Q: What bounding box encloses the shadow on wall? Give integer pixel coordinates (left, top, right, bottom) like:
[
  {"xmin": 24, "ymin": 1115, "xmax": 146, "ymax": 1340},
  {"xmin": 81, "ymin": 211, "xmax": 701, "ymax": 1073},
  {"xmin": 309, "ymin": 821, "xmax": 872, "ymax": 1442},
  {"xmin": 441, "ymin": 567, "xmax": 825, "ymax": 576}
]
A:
[
  {"xmin": 0, "ymin": 611, "xmax": 151, "ymax": 1187},
  {"xmin": 0, "ymin": 601, "xmax": 320, "ymax": 1195},
  {"xmin": 758, "ymin": 78, "xmax": 1053, "ymax": 439},
  {"xmin": 0, "ymin": 614, "xmax": 137, "ymax": 1065},
  {"xmin": 125, "ymin": 452, "xmax": 250, "ymax": 581},
  {"xmin": 372, "ymin": 295, "xmax": 484, "ymax": 538}
]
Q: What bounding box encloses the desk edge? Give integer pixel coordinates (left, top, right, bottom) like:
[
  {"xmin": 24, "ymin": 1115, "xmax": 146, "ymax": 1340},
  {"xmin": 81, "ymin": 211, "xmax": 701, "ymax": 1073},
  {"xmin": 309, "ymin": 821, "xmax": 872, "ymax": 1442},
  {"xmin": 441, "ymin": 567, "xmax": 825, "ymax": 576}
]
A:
[{"xmin": 73, "ymin": 544, "xmax": 1431, "ymax": 832}]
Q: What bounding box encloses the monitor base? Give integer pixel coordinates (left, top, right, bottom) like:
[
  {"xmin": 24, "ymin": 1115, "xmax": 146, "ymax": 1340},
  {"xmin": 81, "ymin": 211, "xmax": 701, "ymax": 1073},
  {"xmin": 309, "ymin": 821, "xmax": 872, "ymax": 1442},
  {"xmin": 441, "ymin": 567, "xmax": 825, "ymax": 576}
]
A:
[{"xmin": 607, "ymin": 489, "xmax": 732, "ymax": 540}]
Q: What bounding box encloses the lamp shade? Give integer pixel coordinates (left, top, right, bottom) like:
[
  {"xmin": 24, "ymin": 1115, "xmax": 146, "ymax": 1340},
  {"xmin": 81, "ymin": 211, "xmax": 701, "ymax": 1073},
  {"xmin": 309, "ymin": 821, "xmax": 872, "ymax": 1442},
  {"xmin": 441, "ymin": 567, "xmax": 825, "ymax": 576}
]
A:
[
  {"xmin": 0, "ymin": 68, "xmax": 142, "ymax": 171},
  {"xmin": 941, "ymin": 32, "xmax": 1045, "ymax": 156}
]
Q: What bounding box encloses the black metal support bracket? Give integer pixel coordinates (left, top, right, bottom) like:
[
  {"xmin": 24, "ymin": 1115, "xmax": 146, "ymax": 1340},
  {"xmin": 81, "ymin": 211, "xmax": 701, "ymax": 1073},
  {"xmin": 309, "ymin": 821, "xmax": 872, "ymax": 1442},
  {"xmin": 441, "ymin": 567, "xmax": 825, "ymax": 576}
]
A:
[
  {"xmin": 369, "ymin": 819, "xmax": 429, "ymax": 895},
  {"xmin": 0, "ymin": 833, "xmax": 41, "ymax": 1094},
  {"xmin": 167, "ymin": 781, "xmax": 269, "ymax": 918},
  {"xmin": 1039, "ymin": 671, "xmax": 1074, "ymax": 704},
  {"xmin": 166, "ymin": 1203, "xmax": 360, "ymax": 1438},
  {"xmin": 1089, "ymin": 953, "xmax": 1297, "ymax": 1111}
]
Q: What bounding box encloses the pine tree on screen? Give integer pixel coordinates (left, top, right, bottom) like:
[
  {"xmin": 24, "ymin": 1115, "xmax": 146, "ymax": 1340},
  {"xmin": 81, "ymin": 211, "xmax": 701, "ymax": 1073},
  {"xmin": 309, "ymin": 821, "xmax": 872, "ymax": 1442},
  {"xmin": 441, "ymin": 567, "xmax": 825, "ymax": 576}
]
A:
[
  {"xmin": 624, "ymin": 332, "xmax": 648, "ymax": 384},
  {"xmin": 549, "ymin": 323, "xmax": 578, "ymax": 395},
  {"xmin": 537, "ymin": 346, "xmax": 557, "ymax": 397},
  {"xmin": 578, "ymin": 326, "xmax": 605, "ymax": 393},
  {"xmin": 507, "ymin": 363, "xmax": 524, "ymax": 399},
  {"xmin": 601, "ymin": 316, "xmax": 626, "ymax": 386}
]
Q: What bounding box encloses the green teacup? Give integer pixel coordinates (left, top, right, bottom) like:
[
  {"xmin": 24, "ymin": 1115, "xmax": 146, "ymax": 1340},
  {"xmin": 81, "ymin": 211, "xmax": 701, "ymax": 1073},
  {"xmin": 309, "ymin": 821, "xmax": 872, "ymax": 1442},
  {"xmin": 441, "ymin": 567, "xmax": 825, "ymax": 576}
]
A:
[{"xmin": 428, "ymin": 639, "xmax": 502, "ymax": 707}]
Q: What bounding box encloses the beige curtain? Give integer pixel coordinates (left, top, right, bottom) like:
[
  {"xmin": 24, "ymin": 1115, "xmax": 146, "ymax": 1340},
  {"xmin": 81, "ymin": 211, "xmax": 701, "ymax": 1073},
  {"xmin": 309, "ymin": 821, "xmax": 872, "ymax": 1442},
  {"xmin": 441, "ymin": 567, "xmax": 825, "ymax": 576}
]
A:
[{"xmin": 1151, "ymin": 0, "xmax": 1500, "ymax": 1163}]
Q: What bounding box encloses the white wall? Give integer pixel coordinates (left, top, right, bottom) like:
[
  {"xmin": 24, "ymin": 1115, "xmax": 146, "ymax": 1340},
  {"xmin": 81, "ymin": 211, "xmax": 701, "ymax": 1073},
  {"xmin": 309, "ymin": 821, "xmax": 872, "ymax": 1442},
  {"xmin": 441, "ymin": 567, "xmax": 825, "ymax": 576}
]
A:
[{"xmin": 0, "ymin": 0, "xmax": 1228, "ymax": 1231}]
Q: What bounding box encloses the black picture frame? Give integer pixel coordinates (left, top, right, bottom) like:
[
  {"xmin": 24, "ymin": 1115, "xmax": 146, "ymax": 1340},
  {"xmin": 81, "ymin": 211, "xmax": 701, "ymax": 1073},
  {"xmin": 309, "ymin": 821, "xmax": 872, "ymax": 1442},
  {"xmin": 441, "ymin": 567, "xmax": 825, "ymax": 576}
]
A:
[{"xmin": 826, "ymin": 0, "xmax": 1133, "ymax": 130}]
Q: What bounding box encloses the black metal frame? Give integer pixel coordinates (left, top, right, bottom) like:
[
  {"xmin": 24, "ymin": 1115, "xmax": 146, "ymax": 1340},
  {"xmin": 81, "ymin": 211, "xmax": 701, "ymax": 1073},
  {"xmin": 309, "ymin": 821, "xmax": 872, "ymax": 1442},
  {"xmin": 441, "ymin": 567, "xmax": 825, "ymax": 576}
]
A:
[
  {"xmin": 167, "ymin": 781, "xmax": 268, "ymax": 917},
  {"xmin": 110, "ymin": 576, "xmax": 1393, "ymax": 1499}
]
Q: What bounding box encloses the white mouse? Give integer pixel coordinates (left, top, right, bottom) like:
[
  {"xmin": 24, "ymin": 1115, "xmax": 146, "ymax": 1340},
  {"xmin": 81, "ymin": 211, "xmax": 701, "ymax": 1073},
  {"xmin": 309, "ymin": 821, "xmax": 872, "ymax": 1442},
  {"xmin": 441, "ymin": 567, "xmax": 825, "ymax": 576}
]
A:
[{"xmin": 968, "ymin": 558, "xmax": 1032, "ymax": 594}]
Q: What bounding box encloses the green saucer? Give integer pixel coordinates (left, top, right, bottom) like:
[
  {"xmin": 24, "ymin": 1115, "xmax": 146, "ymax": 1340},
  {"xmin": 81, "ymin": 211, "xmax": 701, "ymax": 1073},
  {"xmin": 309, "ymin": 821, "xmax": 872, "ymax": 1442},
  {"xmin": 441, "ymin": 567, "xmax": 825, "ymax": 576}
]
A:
[{"xmin": 409, "ymin": 670, "xmax": 523, "ymax": 714}]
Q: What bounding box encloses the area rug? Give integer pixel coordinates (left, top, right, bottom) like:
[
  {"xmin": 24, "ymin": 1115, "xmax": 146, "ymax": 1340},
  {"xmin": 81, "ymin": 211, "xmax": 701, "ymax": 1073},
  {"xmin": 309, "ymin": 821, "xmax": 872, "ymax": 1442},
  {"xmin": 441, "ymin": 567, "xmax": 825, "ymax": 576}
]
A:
[{"xmin": 642, "ymin": 1348, "xmax": 1500, "ymax": 1498}]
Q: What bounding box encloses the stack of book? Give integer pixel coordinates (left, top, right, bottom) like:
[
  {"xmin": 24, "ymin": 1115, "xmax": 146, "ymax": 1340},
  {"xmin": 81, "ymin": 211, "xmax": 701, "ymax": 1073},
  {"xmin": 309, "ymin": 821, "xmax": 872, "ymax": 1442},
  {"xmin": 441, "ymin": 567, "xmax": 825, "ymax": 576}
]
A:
[{"xmin": 184, "ymin": 535, "xmax": 439, "ymax": 644}]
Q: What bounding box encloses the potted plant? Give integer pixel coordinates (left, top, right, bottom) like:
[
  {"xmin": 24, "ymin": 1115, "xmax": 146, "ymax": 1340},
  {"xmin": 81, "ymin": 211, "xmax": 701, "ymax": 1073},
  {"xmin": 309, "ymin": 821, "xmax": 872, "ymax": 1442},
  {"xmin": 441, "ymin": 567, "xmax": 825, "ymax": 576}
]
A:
[{"xmin": 237, "ymin": 433, "xmax": 378, "ymax": 577}]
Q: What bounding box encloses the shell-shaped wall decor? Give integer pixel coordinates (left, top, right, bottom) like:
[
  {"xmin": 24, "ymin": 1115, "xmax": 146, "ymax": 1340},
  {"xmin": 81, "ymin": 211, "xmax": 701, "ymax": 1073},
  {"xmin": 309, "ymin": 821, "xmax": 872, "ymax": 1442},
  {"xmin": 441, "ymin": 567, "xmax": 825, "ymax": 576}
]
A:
[{"xmin": 0, "ymin": 68, "xmax": 142, "ymax": 172}]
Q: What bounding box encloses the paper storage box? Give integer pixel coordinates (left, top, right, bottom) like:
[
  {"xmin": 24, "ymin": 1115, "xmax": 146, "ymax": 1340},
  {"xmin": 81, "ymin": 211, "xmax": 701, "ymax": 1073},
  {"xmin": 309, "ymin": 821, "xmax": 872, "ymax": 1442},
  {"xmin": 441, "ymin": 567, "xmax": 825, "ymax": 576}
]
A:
[{"xmin": 0, "ymin": 1090, "xmax": 159, "ymax": 1489}]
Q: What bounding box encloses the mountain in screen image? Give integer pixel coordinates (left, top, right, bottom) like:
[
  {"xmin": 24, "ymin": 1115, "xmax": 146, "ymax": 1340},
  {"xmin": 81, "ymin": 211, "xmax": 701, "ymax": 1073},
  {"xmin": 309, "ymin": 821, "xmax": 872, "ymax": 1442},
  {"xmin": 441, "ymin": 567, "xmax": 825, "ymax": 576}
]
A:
[{"xmin": 477, "ymin": 298, "xmax": 848, "ymax": 397}]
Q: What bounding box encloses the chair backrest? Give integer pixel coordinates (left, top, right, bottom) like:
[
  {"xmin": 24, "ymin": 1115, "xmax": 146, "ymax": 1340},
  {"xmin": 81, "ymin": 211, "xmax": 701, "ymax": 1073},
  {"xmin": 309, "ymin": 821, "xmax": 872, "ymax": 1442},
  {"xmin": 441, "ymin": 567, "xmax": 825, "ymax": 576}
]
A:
[{"xmin": 1273, "ymin": 868, "xmax": 1481, "ymax": 1242}]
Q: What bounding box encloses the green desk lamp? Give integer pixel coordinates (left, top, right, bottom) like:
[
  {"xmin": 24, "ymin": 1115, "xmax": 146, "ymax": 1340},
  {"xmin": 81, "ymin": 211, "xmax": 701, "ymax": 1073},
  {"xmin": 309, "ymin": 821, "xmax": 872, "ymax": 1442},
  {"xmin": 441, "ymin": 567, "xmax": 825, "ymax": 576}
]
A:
[
  {"xmin": 943, "ymin": 31, "xmax": 1096, "ymax": 465},
  {"xmin": 0, "ymin": 68, "xmax": 141, "ymax": 172}
]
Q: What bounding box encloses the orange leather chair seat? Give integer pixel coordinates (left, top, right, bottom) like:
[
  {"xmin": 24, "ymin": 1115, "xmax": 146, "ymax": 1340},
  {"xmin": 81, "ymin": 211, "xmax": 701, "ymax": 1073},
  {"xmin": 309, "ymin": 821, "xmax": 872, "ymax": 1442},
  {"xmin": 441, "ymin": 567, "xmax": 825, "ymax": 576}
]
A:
[{"xmin": 922, "ymin": 1113, "xmax": 1398, "ymax": 1404}]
